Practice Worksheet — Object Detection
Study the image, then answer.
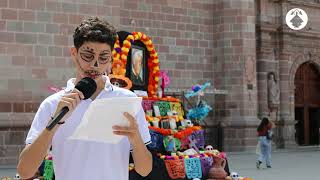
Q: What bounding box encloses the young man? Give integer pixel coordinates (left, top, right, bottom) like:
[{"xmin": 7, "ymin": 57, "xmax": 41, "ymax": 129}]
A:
[{"xmin": 17, "ymin": 17, "xmax": 152, "ymax": 180}]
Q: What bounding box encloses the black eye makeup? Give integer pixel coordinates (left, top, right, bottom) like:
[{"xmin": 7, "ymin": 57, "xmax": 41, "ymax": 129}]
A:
[
  {"xmin": 80, "ymin": 52, "xmax": 94, "ymax": 62},
  {"xmin": 79, "ymin": 48, "xmax": 112, "ymax": 64},
  {"xmin": 98, "ymin": 52, "xmax": 111, "ymax": 64}
]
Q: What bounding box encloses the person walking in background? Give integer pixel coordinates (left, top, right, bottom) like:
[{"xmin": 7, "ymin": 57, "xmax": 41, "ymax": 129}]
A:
[{"xmin": 256, "ymin": 117, "xmax": 274, "ymax": 169}]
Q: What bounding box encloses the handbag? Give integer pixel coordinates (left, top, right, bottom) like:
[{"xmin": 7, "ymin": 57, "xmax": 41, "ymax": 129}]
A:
[{"xmin": 266, "ymin": 130, "xmax": 273, "ymax": 140}]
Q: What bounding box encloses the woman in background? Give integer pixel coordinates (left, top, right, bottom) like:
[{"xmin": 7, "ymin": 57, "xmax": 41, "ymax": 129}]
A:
[{"xmin": 256, "ymin": 117, "xmax": 274, "ymax": 169}]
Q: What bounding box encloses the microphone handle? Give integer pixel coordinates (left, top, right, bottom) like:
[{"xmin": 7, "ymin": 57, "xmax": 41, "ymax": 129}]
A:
[{"xmin": 46, "ymin": 106, "xmax": 69, "ymax": 130}]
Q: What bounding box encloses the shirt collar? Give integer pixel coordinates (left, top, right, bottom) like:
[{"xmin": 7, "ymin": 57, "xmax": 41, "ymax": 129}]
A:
[{"xmin": 64, "ymin": 75, "xmax": 113, "ymax": 93}]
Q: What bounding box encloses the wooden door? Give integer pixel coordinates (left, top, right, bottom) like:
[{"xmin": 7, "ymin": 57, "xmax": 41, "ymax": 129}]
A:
[{"xmin": 294, "ymin": 62, "xmax": 320, "ymax": 145}]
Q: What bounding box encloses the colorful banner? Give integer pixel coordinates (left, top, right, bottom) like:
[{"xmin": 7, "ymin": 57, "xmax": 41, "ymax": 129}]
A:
[
  {"xmin": 154, "ymin": 101, "xmax": 171, "ymax": 116},
  {"xmin": 190, "ymin": 130, "xmax": 205, "ymax": 149},
  {"xmin": 164, "ymin": 159, "xmax": 186, "ymax": 179},
  {"xmin": 149, "ymin": 130, "xmax": 164, "ymax": 150},
  {"xmin": 169, "ymin": 102, "xmax": 184, "ymax": 119},
  {"xmin": 43, "ymin": 159, "xmax": 54, "ymax": 180},
  {"xmin": 184, "ymin": 158, "xmax": 202, "ymax": 179},
  {"xmin": 142, "ymin": 99, "xmax": 155, "ymax": 112}
]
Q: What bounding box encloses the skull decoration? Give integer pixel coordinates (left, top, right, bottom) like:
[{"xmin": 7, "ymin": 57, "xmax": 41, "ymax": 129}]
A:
[
  {"xmin": 14, "ymin": 173, "xmax": 21, "ymax": 180},
  {"xmin": 230, "ymin": 172, "xmax": 239, "ymax": 180},
  {"xmin": 109, "ymin": 74, "xmax": 132, "ymax": 90},
  {"xmin": 181, "ymin": 119, "xmax": 193, "ymax": 127},
  {"xmin": 205, "ymin": 145, "xmax": 214, "ymax": 152},
  {"xmin": 172, "ymin": 110, "xmax": 178, "ymax": 116},
  {"xmin": 185, "ymin": 119, "xmax": 193, "ymax": 127}
]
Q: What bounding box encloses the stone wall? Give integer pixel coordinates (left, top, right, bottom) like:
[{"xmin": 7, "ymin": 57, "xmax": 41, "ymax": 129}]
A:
[
  {"xmin": 0, "ymin": 0, "xmax": 215, "ymax": 165},
  {"xmin": 212, "ymin": 0, "xmax": 258, "ymax": 152}
]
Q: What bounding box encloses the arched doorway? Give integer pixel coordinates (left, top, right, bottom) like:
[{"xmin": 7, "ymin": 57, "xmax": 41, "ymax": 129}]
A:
[{"xmin": 295, "ymin": 62, "xmax": 320, "ymax": 145}]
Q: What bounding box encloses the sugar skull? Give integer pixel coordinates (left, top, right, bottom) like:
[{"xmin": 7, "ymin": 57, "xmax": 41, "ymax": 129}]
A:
[
  {"xmin": 205, "ymin": 145, "xmax": 214, "ymax": 152},
  {"xmin": 230, "ymin": 172, "xmax": 239, "ymax": 180},
  {"xmin": 184, "ymin": 119, "xmax": 193, "ymax": 127}
]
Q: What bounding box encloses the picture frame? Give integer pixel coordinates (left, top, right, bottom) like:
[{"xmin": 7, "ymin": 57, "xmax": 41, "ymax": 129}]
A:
[
  {"xmin": 130, "ymin": 45, "xmax": 146, "ymax": 87},
  {"xmin": 161, "ymin": 119, "xmax": 171, "ymax": 129},
  {"xmin": 116, "ymin": 31, "xmax": 151, "ymax": 92}
]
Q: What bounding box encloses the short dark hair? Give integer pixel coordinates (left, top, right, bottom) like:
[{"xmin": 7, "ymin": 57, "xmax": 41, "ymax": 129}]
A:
[{"xmin": 73, "ymin": 17, "xmax": 117, "ymax": 50}]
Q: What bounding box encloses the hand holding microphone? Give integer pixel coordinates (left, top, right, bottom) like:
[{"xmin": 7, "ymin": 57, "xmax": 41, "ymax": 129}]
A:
[
  {"xmin": 52, "ymin": 89, "xmax": 84, "ymax": 121},
  {"xmin": 46, "ymin": 77, "xmax": 97, "ymax": 130}
]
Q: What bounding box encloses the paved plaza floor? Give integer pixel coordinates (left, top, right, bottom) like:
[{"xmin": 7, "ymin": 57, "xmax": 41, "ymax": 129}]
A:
[
  {"xmin": 0, "ymin": 148, "xmax": 319, "ymax": 179},
  {"xmin": 228, "ymin": 149, "xmax": 320, "ymax": 180}
]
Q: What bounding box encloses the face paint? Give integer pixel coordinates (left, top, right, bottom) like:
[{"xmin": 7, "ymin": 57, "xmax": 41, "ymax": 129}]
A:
[
  {"xmin": 73, "ymin": 42, "xmax": 112, "ymax": 80},
  {"xmin": 74, "ymin": 56, "xmax": 102, "ymax": 79}
]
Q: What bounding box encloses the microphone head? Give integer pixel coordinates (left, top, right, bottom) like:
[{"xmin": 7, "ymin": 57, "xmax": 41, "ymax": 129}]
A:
[{"xmin": 75, "ymin": 77, "xmax": 97, "ymax": 99}]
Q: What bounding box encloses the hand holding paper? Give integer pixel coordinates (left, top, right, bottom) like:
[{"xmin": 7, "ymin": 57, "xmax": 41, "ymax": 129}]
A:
[
  {"xmin": 69, "ymin": 97, "xmax": 142, "ymax": 144},
  {"xmin": 112, "ymin": 112, "xmax": 140, "ymax": 143}
]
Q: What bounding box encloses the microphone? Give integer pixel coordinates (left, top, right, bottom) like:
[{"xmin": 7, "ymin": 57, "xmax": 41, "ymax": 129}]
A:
[{"xmin": 46, "ymin": 77, "xmax": 97, "ymax": 130}]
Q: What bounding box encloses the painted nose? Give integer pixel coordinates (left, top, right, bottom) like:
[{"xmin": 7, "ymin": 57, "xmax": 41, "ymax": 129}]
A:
[{"xmin": 94, "ymin": 60, "xmax": 99, "ymax": 67}]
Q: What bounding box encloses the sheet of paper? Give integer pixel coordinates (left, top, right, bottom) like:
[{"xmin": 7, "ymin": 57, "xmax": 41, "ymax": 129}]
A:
[
  {"xmin": 69, "ymin": 97, "xmax": 142, "ymax": 144},
  {"xmin": 133, "ymin": 90, "xmax": 148, "ymax": 97}
]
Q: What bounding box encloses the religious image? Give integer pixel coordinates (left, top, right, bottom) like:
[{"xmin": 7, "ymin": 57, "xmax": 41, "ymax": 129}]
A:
[{"xmin": 130, "ymin": 46, "xmax": 145, "ymax": 86}]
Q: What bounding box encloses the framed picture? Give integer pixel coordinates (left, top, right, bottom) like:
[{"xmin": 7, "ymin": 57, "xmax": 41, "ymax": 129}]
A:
[
  {"xmin": 116, "ymin": 31, "xmax": 149, "ymax": 92},
  {"xmin": 161, "ymin": 119, "xmax": 171, "ymax": 129},
  {"xmin": 130, "ymin": 45, "xmax": 145, "ymax": 86}
]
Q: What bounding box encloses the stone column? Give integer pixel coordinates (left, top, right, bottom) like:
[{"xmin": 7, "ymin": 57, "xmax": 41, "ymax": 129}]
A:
[
  {"xmin": 213, "ymin": 0, "xmax": 258, "ymax": 151},
  {"xmin": 278, "ymin": 32, "xmax": 297, "ymax": 148}
]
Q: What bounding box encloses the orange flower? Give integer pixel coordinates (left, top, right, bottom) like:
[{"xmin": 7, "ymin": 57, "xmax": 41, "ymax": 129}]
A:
[
  {"xmin": 112, "ymin": 32, "xmax": 160, "ymax": 97},
  {"xmin": 112, "ymin": 60, "xmax": 126, "ymax": 76},
  {"xmin": 148, "ymin": 126, "xmax": 202, "ymax": 139}
]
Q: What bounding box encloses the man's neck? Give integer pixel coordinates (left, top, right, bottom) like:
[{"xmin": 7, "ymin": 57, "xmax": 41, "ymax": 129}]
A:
[{"xmin": 90, "ymin": 87, "xmax": 103, "ymax": 100}]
